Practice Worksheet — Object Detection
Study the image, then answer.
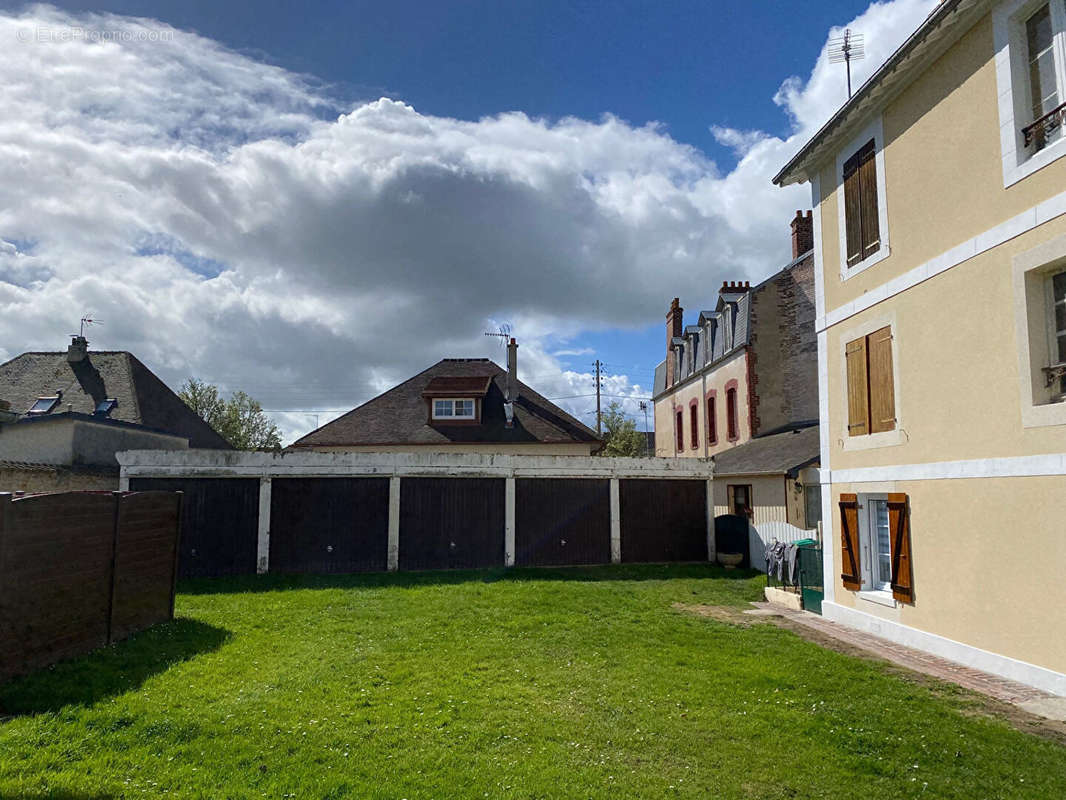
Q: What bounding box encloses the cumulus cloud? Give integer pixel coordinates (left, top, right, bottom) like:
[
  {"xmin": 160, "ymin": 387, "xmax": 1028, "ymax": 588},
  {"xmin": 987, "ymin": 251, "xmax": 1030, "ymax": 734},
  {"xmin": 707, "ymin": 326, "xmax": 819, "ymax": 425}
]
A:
[{"xmin": 0, "ymin": 2, "xmax": 937, "ymax": 444}]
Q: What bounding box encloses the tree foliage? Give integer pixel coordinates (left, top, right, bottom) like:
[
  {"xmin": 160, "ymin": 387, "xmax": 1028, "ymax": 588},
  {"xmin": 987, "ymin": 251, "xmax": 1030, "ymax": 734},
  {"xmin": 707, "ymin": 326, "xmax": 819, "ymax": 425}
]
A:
[
  {"xmin": 599, "ymin": 401, "xmax": 648, "ymax": 457},
  {"xmin": 179, "ymin": 378, "xmax": 282, "ymax": 451}
]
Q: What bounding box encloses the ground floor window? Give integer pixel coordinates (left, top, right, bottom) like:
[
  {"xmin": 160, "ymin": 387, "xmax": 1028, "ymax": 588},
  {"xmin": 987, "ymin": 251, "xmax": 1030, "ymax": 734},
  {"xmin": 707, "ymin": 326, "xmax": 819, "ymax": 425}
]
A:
[
  {"xmin": 727, "ymin": 484, "xmax": 752, "ymax": 520},
  {"xmin": 803, "ymin": 484, "xmax": 822, "ymax": 530},
  {"xmin": 839, "ymin": 492, "xmax": 914, "ymax": 602}
]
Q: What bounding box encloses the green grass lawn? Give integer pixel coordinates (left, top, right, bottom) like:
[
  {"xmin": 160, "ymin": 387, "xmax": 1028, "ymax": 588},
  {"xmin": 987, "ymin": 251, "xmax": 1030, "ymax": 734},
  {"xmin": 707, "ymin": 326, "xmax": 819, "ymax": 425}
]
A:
[{"xmin": 1, "ymin": 564, "xmax": 1064, "ymax": 799}]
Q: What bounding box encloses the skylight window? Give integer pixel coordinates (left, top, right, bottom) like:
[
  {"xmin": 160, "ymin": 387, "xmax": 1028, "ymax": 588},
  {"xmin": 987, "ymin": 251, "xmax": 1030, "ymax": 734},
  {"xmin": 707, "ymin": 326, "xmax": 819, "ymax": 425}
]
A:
[
  {"xmin": 94, "ymin": 398, "xmax": 118, "ymax": 417},
  {"xmin": 27, "ymin": 396, "xmax": 60, "ymax": 415}
]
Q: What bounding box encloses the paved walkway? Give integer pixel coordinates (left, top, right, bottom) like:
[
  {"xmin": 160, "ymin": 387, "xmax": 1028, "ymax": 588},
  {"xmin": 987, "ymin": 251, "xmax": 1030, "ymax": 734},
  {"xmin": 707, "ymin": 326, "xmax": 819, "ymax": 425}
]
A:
[{"xmin": 750, "ymin": 602, "xmax": 1066, "ymax": 719}]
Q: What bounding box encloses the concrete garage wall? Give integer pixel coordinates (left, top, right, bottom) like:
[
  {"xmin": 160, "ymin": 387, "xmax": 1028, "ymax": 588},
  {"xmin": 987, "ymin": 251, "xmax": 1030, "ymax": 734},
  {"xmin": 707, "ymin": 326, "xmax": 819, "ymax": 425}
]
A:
[{"xmin": 118, "ymin": 450, "xmax": 715, "ymax": 576}]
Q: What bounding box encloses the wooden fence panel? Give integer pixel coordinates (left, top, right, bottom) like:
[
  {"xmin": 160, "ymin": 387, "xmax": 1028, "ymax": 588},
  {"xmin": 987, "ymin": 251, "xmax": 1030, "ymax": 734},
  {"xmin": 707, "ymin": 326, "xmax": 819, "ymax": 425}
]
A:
[
  {"xmin": 109, "ymin": 491, "xmax": 182, "ymax": 641},
  {"xmin": 0, "ymin": 493, "xmax": 116, "ymax": 681},
  {"xmin": 399, "ymin": 478, "xmax": 505, "ymax": 571},
  {"xmin": 515, "ymin": 478, "xmax": 610, "ymax": 567},
  {"xmin": 269, "ymin": 478, "xmax": 389, "ymax": 573},
  {"xmin": 129, "ymin": 478, "xmax": 258, "ymax": 578},
  {"xmin": 619, "ymin": 479, "xmax": 707, "ymax": 563}
]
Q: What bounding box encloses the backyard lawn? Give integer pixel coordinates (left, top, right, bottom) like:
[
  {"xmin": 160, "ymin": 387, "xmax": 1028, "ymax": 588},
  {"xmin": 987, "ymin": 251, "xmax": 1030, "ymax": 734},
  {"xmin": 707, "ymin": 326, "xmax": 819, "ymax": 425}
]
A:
[{"xmin": 1, "ymin": 564, "xmax": 1064, "ymax": 799}]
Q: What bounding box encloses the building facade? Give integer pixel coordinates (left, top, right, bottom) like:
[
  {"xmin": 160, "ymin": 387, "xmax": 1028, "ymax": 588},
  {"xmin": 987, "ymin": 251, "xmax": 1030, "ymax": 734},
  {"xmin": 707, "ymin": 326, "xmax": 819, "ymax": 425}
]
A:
[
  {"xmin": 775, "ymin": 0, "xmax": 1066, "ymax": 694},
  {"xmin": 652, "ymin": 213, "xmax": 818, "ymax": 460}
]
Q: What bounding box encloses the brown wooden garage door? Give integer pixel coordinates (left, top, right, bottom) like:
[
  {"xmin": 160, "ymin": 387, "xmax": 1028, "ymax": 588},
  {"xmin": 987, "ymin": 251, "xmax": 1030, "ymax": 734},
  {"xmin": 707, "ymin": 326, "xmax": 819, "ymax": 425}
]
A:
[
  {"xmin": 269, "ymin": 478, "xmax": 389, "ymax": 574},
  {"xmin": 399, "ymin": 478, "xmax": 504, "ymax": 571},
  {"xmin": 619, "ymin": 479, "xmax": 707, "ymax": 563},
  {"xmin": 515, "ymin": 478, "xmax": 610, "ymax": 567},
  {"xmin": 129, "ymin": 477, "xmax": 259, "ymax": 578}
]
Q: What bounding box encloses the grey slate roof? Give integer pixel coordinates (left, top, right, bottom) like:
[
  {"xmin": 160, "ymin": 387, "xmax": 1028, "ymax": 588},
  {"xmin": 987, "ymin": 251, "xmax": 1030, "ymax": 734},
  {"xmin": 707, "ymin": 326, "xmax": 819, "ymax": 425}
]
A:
[
  {"xmin": 0, "ymin": 350, "xmax": 231, "ymax": 449},
  {"xmin": 291, "ymin": 358, "xmax": 601, "ymax": 448},
  {"xmin": 712, "ymin": 424, "xmax": 819, "ymax": 477}
]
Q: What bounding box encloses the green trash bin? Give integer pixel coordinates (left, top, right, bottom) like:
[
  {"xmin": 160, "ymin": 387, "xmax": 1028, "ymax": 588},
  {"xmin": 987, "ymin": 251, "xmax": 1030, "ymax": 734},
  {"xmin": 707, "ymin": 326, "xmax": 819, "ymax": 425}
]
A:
[{"xmin": 797, "ymin": 541, "xmax": 823, "ymax": 615}]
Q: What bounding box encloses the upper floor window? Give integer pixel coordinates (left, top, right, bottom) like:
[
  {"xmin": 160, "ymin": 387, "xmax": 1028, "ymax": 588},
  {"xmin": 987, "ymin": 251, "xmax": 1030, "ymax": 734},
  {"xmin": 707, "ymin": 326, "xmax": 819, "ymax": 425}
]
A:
[
  {"xmin": 432, "ymin": 398, "xmax": 475, "ymax": 420},
  {"xmin": 706, "ymin": 395, "xmax": 717, "ymax": 445},
  {"xmin": 845, "ymin": 326, "xmax": 896, "ymax": 437},
  {"xmin": 726, "ymin": 386, "xmax": 738, "ymax": 441},
  {"xmin": 843, "ymin": 140, "xmax": 880, "ymax": 268},
  {"xmin": 689, "ymin": 403, "xmax": 699, "ymax": 450},
  {"xmin": 1050, "ymin": 268, "xmax": 1066, "ymax": 396},
  {"xmin": 994, "ymin": 0, "xmax": 1066, "ymax": 186},
  {"xmin": 835, "ymin": 118, "xmax": 890, "ymax": 278}
]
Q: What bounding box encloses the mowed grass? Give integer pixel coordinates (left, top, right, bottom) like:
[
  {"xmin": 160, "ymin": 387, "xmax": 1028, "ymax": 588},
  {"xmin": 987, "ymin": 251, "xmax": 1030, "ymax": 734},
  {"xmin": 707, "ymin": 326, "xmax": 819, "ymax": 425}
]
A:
[{"xmin": 1, "ymin": 565, "xmax": 1064, "ymax": 799}]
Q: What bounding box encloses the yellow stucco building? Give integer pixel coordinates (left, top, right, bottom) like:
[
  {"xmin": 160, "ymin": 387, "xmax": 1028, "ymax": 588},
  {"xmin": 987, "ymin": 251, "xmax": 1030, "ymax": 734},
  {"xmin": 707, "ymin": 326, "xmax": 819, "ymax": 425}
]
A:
[{"xmin": 775, "ymin": 0, "xmax": 1066, "ymax": 695}]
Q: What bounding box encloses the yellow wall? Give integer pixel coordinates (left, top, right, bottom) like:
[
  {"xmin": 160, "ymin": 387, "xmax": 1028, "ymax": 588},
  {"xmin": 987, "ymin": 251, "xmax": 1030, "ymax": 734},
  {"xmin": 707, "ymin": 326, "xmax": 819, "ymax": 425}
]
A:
[
  {"xmin": 829, "ymin": 475, "xmax": 1066, "ymax": 676},
  {"xmin": 653, "ymin": 351, "xmax": 750, "ymax": 457},
  {"xmin": 816, "ymin": 13, "xmax": 1066, "ymax": 314}
]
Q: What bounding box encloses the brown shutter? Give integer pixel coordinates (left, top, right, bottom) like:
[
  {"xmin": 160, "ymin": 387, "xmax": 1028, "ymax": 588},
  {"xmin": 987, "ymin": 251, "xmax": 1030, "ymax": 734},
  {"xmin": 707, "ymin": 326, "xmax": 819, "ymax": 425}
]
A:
[
  {"xmin": 887, "ymin": 493, "xmax": 914, "ymax": 603},
  {"xmin": 867, "ymin": 326, "xmax": 895, "ymax": 433},
  {"xmin": 839, "ymin": 494, "xmax": 861, "ymax": 590},
  {"xmin": 843, "ymin": 153, "xmax": 863, "ymax": 267},
  {"xmin": 858, "ymin": 142, "xmax": 880, "ymax": 260},
  {"xmin": 845, "ymin": 336, "xmax": 869, "ymax": 436}
]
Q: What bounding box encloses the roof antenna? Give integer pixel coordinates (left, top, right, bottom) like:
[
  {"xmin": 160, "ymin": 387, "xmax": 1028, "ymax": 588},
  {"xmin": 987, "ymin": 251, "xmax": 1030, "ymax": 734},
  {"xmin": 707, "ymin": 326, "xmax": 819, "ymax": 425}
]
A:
[
  {"xmin": 77, "ymin": 315, "xmax": 102, "ymax": 338},
  {"xmin": 828, "ymin": 28, "xmax": 865, "ymax": 99}
]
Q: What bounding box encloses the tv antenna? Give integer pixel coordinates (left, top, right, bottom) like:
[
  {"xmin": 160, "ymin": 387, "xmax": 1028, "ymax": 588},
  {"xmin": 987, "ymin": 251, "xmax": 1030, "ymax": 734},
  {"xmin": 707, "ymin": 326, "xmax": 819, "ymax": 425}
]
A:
[
  {"xmin": 483, "ymin": 322, "xmax": 513, "ymax": 349},
  {"xmin": 828, "ymin": 28, "xmax": 865, "ymax": 99},
  {"xmin": 76, "ymin": 315, "xmax": 102, "ymax": 338}
]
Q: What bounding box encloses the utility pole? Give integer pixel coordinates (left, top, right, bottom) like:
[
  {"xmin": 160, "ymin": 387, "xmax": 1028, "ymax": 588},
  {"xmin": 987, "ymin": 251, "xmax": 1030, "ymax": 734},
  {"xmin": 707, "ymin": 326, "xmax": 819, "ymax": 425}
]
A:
[
  {"xmin": 639, "ymin": 400, "xmax": 650, "ymax": 457},
  {"xmin": 593, "ymin": 359, "xmax": 603, "ymax": 436}
]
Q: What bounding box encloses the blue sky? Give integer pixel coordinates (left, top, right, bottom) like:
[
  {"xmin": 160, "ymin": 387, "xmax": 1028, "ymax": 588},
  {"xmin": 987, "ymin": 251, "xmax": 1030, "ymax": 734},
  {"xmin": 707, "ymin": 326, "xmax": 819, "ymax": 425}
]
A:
[{"xmin": 0, "ymin": 1, "xmax": 937, "ymax": 440}]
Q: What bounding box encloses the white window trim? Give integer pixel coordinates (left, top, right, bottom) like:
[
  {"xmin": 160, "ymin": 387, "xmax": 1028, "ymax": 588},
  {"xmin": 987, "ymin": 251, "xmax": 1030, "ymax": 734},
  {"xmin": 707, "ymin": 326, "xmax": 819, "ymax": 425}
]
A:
[
  {"xmin": 838, "ymin": 310, "xmax": 905, "ymax": 452},
  {"xmin": 1012, "ymin": 231, "xmax": 1066, "ymax": 427},
  {"xmin": 835, "ymin": 115, "xmax": 891, "ymax": 281},
  {"xmin": 994, "ymin": 0, "xmax": 1066, "ymax": 188},
  {"xmin": 431, "ymin": 398, "xmax": 476, "ymax": 420},
  {"xmin": 856, "ymin": 494, "xmax": 897, "ymax": 605}
]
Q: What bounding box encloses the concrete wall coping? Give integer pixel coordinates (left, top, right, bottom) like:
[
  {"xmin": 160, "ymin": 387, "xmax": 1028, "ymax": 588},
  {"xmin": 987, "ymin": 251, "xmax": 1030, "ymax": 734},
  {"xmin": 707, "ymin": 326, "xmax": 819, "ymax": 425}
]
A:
[{"xmin": 117, "ymin": 449, "xmax": 714, "ymax": 480}]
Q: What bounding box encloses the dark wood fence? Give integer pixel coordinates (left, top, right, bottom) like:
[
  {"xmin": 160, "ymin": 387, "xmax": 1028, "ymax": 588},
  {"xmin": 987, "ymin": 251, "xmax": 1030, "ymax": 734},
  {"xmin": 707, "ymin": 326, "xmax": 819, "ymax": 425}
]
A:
[
  {"xmin": 270, "ymin": 478, "xmax": 389, "ymax": 573},
  {"xmin": 0, "ymin": 490, "xmax": 182, "ymax": 683},
  {"xmin": 129, "ymin": 478, "xmax": 258, "ymax": 578}
]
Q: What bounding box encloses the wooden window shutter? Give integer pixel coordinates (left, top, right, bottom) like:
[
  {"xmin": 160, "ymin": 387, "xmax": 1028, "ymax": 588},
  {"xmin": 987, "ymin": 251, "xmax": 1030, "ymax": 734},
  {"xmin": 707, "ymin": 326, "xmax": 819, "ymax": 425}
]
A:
[
  {"xmin": 867, "ymin": 326, "xmax": 896, "ymax": 433},
  {"xmin": 838, "ymin": 494, "xmax": 861, "ymax": 590},
  {"xmin": 887, "ymin": 493, "xmax": 914, "ymax": 603},
  {"xmin": 843, "ymin": 153, "xmax": 863, "ymax": 267},
  {"xmin": 707, "ymin": 397, "xmax": 717, "ymax": 443},
  {"xmin": 845, "ymin": 336, "xmax": 869, "ymax": 436},
  {"xmin": 858, "ymin": 142, "xmax": 880, "ymax": 260},
  {"xmin": 675, "ymin": 410, "xmax": 683, "ymax": 452},
  {"xmin": 690, "ymin": 404, "xmax": 699, "ymax": 449}
]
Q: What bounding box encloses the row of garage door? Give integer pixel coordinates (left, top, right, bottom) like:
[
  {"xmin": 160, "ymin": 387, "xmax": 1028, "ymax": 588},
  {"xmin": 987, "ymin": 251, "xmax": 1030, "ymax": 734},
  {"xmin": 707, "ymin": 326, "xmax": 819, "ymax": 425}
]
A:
[{"xmin": 129, "ymin": 476, "xmax": 710, "ymax": 578}]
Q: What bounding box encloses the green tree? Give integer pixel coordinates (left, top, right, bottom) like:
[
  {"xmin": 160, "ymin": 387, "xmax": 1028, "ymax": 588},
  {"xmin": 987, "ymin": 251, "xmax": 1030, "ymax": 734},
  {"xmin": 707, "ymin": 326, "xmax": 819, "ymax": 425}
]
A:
[
  {"xmin": 599, "ymin": 401, "xmax": 648, "ymax": 457},
  {"xmin": 179, "ymin": 378, "xmax": 282, "ymax": 451}
]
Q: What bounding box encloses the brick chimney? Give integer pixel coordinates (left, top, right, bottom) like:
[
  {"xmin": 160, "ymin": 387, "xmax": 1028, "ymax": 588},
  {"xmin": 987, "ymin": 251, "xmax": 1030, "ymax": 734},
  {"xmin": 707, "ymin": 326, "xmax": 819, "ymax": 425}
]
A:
[
  {"xmin": 791, "ymin": 209, "xmax": 814, "ymax": 259},
  {"xmin": 67, "ymin": 335, "xmax": 88, "ymax": 363},
  {"xmin": 665, "ymin": 298, "xmax": 683, "ymax": 386},
  {"xmin": 719, "ymin": 280, "xmax": 751, "ymax": 294}
]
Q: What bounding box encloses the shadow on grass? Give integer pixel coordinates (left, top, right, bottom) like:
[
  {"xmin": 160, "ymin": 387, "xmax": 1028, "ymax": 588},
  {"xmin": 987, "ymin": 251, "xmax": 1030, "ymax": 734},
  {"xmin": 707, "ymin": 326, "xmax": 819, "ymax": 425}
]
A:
[
  {"xmin": 0, "ymin": 618, "xmax": 231, "ymax": 717},
  {"xmin": 180, "ymin": 562, "xmax": 763, "ymax": 596}
]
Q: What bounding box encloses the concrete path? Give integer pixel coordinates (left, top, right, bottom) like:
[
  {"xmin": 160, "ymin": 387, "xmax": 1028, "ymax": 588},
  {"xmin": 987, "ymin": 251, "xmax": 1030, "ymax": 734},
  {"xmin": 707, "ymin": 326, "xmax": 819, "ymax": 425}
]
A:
[{"xmin": 751, "ymin": 602, "xmax": 1066, "ymax": 721}]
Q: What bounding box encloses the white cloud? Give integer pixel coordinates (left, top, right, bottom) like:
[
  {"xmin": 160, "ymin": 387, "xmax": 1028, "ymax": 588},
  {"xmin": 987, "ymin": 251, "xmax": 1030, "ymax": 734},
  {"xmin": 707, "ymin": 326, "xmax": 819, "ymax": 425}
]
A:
[{"xmin": 0, "ymin": 2, "xmax": 937, "ymax": 444}]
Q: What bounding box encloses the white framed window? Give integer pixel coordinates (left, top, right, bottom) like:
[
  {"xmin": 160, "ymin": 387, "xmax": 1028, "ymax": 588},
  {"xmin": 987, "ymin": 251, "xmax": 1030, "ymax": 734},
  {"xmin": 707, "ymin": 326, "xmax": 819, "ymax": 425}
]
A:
[
  {"xmin": 994, "ymin": 0, "xmax": 1066, "ymax": 187},
  {"xmin": 859, "ymin": 494, "xmax": 893, "ymax": 594},
  {"xmin": 1012, "ymin": 231, "xmax": 1066, "ymax": 427},
  {"xmin": 835, "ymin": 116, "xmax": 890, "ymax": 280},
  {"xmin": 432, "ymin": 398, "xmax": 475, "ymax": 420}
]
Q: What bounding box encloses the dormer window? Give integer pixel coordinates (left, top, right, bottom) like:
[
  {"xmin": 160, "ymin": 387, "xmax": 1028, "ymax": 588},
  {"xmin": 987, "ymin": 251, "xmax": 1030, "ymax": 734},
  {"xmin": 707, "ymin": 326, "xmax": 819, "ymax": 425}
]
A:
[
  {"xmin": 27, "ymin": 395, "xmax": 60, "ymax": 415},
  {"xmin": 433, "ymin": 399, "xmax": 475, "ymax": 420}
]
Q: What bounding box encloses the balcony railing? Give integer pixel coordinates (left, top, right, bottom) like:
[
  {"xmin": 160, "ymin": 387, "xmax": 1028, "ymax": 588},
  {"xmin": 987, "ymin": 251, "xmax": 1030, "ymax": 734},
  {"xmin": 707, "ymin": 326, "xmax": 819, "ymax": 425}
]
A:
[{"xmin": 1023, "ymin": 102, "xmax": 1066, "ymax": 150}]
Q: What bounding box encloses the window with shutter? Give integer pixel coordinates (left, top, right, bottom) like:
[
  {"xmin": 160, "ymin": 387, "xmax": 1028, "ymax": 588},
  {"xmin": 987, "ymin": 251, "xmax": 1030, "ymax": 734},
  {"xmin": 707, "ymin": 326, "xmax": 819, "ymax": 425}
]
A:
[
  {"xmin": 838, "ymin": 494, "xmax": 862, "ymax": 590},
  {"xmin": 675, "ymin": 410, "xmax": 683, "ymax": 453},
  {"xmin": 845, "ymin": 327, "xmax": 896, "ymax": 436},
  {"xmin": 726, "ymin": 387, "xmax": 738, "ymax": 441},
  {"xmin": 887, "ymin": 493, "xmax": 914, "ymax": 603},
  {"xmin": 707, "ymin": 395, "xmax": 717, "ymax": 444},
  {"xmin": 689, "ymin": 402, "xmax": 699, "ymax": 449},
  {"xmin": 843, "ymin": 139, "xmax": 880, "ymax": 268}
]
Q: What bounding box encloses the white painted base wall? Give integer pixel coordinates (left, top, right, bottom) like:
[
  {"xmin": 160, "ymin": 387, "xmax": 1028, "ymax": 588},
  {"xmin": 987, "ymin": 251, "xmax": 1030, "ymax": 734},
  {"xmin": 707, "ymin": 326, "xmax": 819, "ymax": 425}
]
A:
[{"xmin": 822, "ymin": 601, "xmax": 1066, "ymax": 697}]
